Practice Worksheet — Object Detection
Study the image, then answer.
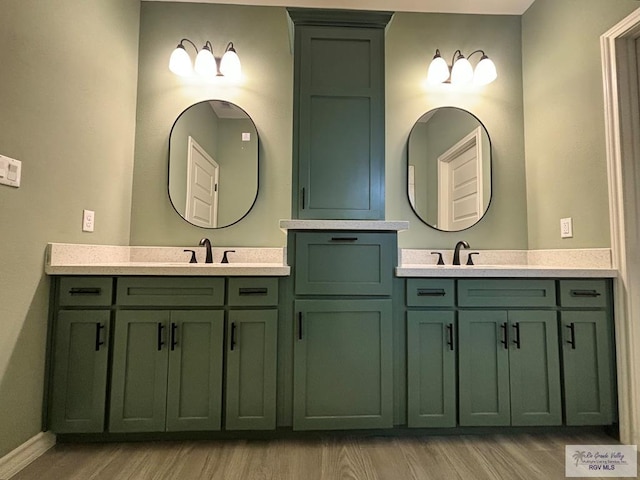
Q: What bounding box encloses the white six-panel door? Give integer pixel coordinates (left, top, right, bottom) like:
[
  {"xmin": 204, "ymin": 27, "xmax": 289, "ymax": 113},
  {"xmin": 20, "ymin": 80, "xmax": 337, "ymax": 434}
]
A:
[{"xmin": 186, "ymin": 136, "xmax": 219, "ymax": 228}]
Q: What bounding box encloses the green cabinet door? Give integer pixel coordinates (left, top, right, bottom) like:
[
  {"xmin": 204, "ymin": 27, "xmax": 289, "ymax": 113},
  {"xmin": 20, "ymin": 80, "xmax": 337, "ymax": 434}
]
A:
[
  {"xmin": 508, "ymin": 311, "xmax": 562, "ymax": 426},
  {"xmin": 561, "ymin": 311, "xmax": 614, "ymax": 425},
  {"xmin": 458, "ymin": 310, "xmax": 511, "ymax": 426},
  {"xmin": 293, "ymin": 300, "xmax": 393, "ymax": 430},
  {"xmin": 49, "ymin": 310, "xmax": 110, "ymax": 433},
  {"xmin": 407, "ymin": 311, "xmax": 456, "ymax": 428},
  {"xmin": 109, "ymin": 311, "xmax": 170, "ymax": 432},
  {"xmin": 294, "ymin": 26, "xmax": 385, "ymax": 220},
  {"xmin": 225, "ymin": 310, "xmax": 278, "ymax": 430},
  {"xmin": 166, "ymin": 311, "xmax": 224, "ymax": 432}
]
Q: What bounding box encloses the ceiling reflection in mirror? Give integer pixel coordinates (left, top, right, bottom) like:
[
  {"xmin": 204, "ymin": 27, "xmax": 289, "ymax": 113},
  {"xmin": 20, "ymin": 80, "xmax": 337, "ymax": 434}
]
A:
[
  {"xmin": 408, "ymin": 107, "xmax": 492, "ymax": 232},
  {"xmin": 169, "ymin": 100, "xmax": 258, "ymax": 229}
]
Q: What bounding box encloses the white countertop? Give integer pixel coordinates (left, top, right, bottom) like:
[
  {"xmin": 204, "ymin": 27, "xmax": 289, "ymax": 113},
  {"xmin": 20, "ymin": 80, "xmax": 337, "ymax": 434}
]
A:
[
  {"xmin": 45, "ymin": 244, "xmax": 291, "ymax": 276},
  {"xmin": 395, "ymin": 264, "xmax": 618, "ymax": 278}
]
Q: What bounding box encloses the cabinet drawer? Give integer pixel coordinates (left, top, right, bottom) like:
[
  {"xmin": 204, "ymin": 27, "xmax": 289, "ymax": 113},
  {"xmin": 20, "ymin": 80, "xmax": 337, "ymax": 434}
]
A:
[
  {"xmin": 560, "ymin": 280, "xmax": 608, "ymax": 308},
  {"xmin": 116, "ymin": 277, "xmax": 224, "ymax": 306},
  {"xmin": 406, "ymin": 279, "xmax": 455, "ymax": 307},
  {"xmin": 458, "ymin": 279, "xmax": 556, "ymax": 307},
  {"xmin": 228, "ymin": 278, "xmax": 279, "ymax": 306},
  {"xmin": 295, "ymin": 232, "xmax": 394, "ymax": 296},
  {"xmin": 58, "ymin": 277, "xmax": 113, "ymax": 307}
]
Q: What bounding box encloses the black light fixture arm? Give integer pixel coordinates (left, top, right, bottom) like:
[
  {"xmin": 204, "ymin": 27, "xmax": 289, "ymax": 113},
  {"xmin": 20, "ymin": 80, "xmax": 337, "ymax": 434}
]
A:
[{"xmin": 177, "ymin": 38, "xmax": 199, "ymax": 53}]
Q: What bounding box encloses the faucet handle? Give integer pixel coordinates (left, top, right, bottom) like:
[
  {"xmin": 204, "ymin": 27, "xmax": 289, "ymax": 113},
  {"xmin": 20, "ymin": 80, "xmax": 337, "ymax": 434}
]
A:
[
  {"xmin": 466, "ymin": 252, "xmax": 479, "ymax": 266},
  {"xmin": 222, "ymin": 250, "xmax": 236, "ymax": 264},
  {"xmin": 183, "ymin": 249, "xmax": 197, "ymax": 264},
  {"xmin": 430, "ymin": 252, "xmax": 445, "ymax": 265}
]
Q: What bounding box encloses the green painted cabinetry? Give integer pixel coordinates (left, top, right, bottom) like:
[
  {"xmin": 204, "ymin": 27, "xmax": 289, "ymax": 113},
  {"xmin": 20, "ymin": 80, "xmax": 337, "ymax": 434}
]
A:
[
  {"xmin": 293, "ymin": 299, "xmax": 393, "ymax": 429},
  {"xmin": 289, "ymin": 10, "xmax": 391, "ymax": 220},
  {"xmin": 109, "ymin": 310, "xmax": 224, "ymax": 432},
  {"xmin": 49, "ymin": 310, "xmax": 111, "ymax": 433},
  {"xmin": 406, "ymin": 311, "xmax": 456, "ymax": 427}
]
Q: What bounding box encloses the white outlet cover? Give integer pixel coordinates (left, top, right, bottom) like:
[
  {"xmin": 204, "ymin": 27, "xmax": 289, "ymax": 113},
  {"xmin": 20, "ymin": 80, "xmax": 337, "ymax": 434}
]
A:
[
  {"xmin": 83, "ymin": 209, "xmax": 95, "ymax": 232},
  {"xmin": 560, "ymin": 217, "xmax": 573, "ymax": 238}
]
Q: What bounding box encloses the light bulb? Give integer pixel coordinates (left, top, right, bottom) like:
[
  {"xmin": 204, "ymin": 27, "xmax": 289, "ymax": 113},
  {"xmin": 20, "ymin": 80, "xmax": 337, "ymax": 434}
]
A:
[
  {"xmin": 169, "ymin": 45, "xmax": 192, "ymax": 77},
  {"xmin": 220, "ymin": 43, "xmax": 242, "ymax": 79},
  {"xmin": 194, "ymin": 45, "xmax": 217, "ymax": 77},
  {"xmin": 451, "ymin": 56, "xmax": 473, "ymax": 85},
  {"xmin": 473, "ymin": 55, "xmax": 497, "ymax": 85},
  {"xmin": 427, "ymin": 52, "xmax": 450, "ymax": 84}
]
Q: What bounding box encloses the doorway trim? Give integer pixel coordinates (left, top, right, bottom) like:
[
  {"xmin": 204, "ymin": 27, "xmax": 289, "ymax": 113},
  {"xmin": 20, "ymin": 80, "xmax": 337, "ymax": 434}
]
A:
[{"xmin": 601, "ymin": 7, "xmax": 640, "ymax": 446}]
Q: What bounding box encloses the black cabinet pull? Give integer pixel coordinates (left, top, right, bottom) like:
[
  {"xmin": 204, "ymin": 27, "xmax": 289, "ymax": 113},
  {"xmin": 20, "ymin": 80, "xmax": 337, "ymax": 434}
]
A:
[
  {"xmin": 230, "ymin": 322, "xmax": 237, "ymax": 351},
  {"xmin": 298, "ymin": 312, "xmax": 303, "ymax": 340},
  {"xmin": 500, "ymin": 322, "xmax": 508, "ymax": 349},
  {"xmin": 570, "ymin": 289, "xmax": 601, "ymax": 298},
  {"xmin": 170, "ymin": 323, "xmax": 178, "ymax": 351},
  {"xmin": 513, "ymin": 322, "xmax": 521, "ymax": 349},
  {"xmin": 157, "ymin": 322, "xmax": 165, "ymax": 351},
  {"xmin": 330, "ymin": 237, "xmax": 358, "ymax": 242},
  {"xmin": 417, "ymin": 288, "xmax": 446, "ymax": 297},
  {"xmin": 446, "ymin": 323, "xmax": 454, "ymax": 351},
  {"xmin": 69, "ymin": 287, "xmax": 101, "ymax": 296},
  {"xmin": 238, "ymin": 287, "xmax": 268, "ymax": 296},
  {"xmin": 301, "ymin": 187, "xmax": 306, "ymax": 209},
  {"xmin": 566, "ymin": 323, "xmax": 576, "ymax": 349},
  {"xmin": 95, "ymin": 323, "xmax": 105, "ymax": 351}
]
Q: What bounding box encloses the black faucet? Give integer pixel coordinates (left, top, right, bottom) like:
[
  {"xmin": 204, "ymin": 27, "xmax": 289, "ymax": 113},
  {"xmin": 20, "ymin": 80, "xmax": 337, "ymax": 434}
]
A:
[
  {"xmin": 453, "ymin": 240, "xmax": 470, "ymax": 265},
  {"xmin": 199, "ymin": 238, "xmax": 213, "ymax": 263}
]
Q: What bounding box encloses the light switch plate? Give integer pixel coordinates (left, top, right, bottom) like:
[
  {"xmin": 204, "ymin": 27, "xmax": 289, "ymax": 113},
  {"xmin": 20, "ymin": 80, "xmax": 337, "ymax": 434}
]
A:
[
  {"xmin": 83, "ymin": 210, "xmax": 95, "ymax": 232},
  {"xmin": 560, "ymin": 217, "xmax": 573, "ymax": 238},
  {"xmin": 0, "ymin": 154, "xmax": 22, "ymax": 188}
]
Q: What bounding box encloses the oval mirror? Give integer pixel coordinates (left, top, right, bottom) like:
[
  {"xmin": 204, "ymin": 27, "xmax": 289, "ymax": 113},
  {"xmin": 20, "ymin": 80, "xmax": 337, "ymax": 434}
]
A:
[
  {"xmin": 407, "ymin": 107, "xmax": 492, "ymax": 231},
  {"xmin": 169, "ymin": 100, "xmax": 258, "ymax": 228}
]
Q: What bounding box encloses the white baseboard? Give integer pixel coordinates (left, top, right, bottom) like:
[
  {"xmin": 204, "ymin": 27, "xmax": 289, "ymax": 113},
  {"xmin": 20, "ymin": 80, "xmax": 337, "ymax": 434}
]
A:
[{"xmin": 0, "ymin": 432, "xmax": 56, "ymax": 480}]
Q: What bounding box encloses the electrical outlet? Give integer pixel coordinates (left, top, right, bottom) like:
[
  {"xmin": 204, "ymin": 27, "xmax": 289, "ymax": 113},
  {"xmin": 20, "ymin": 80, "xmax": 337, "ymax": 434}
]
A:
[
  {"xmin": 83, "ymin": 209, "xmax": 95, "ymax": 232},
  {"xmin": 560, "ymin": 217, "xmax": 573, "ymax": 238}
]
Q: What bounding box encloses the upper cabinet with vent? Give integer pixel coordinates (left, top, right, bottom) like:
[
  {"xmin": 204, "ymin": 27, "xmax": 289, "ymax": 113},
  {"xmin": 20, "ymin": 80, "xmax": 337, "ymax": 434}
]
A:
[{"xmin": 289, "ymin": 9, "xmax": 392, "ymax": 220}]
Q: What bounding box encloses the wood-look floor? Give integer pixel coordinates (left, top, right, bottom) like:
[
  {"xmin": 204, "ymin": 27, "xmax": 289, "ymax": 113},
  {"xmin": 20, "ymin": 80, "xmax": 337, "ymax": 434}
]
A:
[{"xmin": 10, "ymin": 432, "xmax": 637, "ymax": 480}]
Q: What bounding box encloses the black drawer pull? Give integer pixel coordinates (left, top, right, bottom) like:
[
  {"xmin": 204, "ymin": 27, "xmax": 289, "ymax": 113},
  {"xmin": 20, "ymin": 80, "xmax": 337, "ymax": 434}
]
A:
[
  {"xmin": 570, "ymin": 290, "xmax": 601, "ymax": 298},
  {"xmin": 230, "ymin": 322, "xmax": 237, "ymax": 351},
  {"xmin": 170, "ymin": 323, "xmax": 178, "ymax": 351},
  {"xmin": 69, "ymin": 287, "xmax": 102, "ymax": 296},
  {"xmin": 157, "ymin": 322, "xmax": 165, "ymax": 351},
  {"xmin": 417, "ymin": 288, "xmax": 446, "ymax": 297},
  {"xmin": 238, "ymin": 287, "xmax": 268, "ymax": 296},
  {"xmin": 446, "ymin": 323, "xmax": 454, "ymax": 351},
  {"xmin": 513, "ymin": 322, "xmax": 521, "ymax": 349},
  {"xmin": 566, "ymin": 323, "xmax": 576, "ymax": 349},
  {"xmin": 330, "ymin": 237, "xmax": 358, "ymax": 242},
  {"xmin": 500, "ymin": 322, "xmax": 508, "ymax": 349},
  {"xmin": 95, "ymin": 323, "xmax": 105, "ymax": 351}
]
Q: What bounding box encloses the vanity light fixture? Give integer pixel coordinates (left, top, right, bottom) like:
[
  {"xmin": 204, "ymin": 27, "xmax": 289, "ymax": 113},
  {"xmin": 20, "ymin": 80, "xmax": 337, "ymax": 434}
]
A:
[
  {"xmin": 427, "ymin": 49, "xmax": 497, "ymax": 86},
  {"xmin": 169, "ymin": 39, "xmax": 242, "ymax": 79}
]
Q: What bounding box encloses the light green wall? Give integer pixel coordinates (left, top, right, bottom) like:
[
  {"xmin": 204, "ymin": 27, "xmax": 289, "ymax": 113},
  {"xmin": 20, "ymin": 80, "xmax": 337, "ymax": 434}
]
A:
[
  {"xmin": 0, "ymin": 0, "xmax": 139, "ymax": 457},
  {"xmin": 130, "ymin": 2, "xmax": 292, "ymax": 246},
  {"xmin": 522, "ymin": 0, "xmax": 638, "ymax": 249}
]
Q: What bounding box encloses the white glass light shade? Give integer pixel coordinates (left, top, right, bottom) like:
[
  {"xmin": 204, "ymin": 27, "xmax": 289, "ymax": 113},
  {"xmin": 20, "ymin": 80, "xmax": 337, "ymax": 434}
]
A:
[
  {"xmin": 427, "ymin": 55, "xmax": 450, "ymax": 84},
  {"xmin": 220, "ymin": 48, "xmax": 242, "ymax": 79},
  {"xmin": 451, "ymin": 57, "xmax": 473, "ymax": 85},
  {"xmin": 194, "ymin": 47, "xmax": 217, "ymax": 77},
  {"xmin": 473, "ymin": 56, "xmax": 497, "ymax": 85},
  {"xmin": 169, "ymin": 45, "xmax": 193, "ymax": 76}
]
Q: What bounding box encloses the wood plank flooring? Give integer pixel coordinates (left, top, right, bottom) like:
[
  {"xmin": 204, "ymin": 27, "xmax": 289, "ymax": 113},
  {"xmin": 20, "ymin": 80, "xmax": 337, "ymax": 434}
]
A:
[{"xmin": 10, "ymin": 432, "xmax": 637, "ymax": 480}]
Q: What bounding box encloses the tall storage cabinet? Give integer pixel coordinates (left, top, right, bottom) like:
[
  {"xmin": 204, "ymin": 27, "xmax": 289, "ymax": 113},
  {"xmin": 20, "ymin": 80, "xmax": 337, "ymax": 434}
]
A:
[{"xmin": 289, "ymin": 9, "xmax": 392, "ymax": 220}]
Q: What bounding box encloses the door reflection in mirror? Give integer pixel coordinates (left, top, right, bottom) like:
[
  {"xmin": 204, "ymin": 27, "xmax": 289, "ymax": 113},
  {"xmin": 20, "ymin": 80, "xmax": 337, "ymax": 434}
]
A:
[
  {"xmin": 408, "ymin": 107, "xmax": 491, "ymax": 232},
  {"xmin": 169, "ymin": 100, "xmax": 258, "ymax": 229}
]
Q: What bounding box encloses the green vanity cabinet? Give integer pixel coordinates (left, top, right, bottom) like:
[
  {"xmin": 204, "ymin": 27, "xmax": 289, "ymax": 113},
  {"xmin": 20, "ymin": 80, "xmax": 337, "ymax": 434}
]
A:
[
  {"xmin": 225, "ymin": 277, "xmax": 279, "ymax": 430},
  {"xmin": 49, "ymin": 310, "xmax": 111, "ymax": 433},
  {"xmin": 293, "ymin": 299, "xmax": 393, "ymax": 430},
  {"xmin": 406, "ymin": 311, "xmax": 456, "ymax": 428},
  {"xmin": 289, "ymin": 10, "xmax": 391, "ymax": 220},
  {"xmin": 559, "ymin": 280, "xmax": 614, "ymax": 426},
  {"xmin": 457, "ymin": 310, "xmax": 562, "ymax": 427},
  {"xmin": 109, "ymin": 310, "xmax": 224, "ymax": 433}
]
